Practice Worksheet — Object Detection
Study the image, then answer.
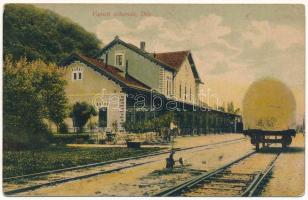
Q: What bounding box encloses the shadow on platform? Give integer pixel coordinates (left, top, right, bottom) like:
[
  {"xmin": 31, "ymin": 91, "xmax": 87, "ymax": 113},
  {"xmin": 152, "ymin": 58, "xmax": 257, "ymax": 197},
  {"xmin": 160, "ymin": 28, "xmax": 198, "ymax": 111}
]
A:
[{"xmin": 258, "ymin": 146, "xmax": 304, "ymax": 154}]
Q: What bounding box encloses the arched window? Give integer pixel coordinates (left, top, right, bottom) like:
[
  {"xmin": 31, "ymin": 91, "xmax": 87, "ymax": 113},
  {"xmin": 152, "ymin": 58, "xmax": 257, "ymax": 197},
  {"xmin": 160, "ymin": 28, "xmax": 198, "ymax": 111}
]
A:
[{"xmin": 72, "ymin": 67, "xmax": 83, "ymax": 81}]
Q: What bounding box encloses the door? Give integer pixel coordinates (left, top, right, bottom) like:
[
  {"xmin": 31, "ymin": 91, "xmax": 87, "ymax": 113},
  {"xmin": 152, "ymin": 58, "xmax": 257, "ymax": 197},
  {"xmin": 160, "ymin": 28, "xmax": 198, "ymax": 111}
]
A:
[{"xmin": 99, "ymin": 107, "xmax": 107, "ymax": 128}]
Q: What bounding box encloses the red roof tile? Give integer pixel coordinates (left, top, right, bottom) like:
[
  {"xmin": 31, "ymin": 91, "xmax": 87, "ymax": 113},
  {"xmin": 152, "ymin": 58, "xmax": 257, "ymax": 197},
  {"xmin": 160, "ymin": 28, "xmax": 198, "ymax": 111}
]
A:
[
  {"xmin": 67, "ymin": 53, "xmax": 151, "ymax": 91},
  {"xmin": 153, "ymin": 51, "xmax": 189, "ymax": 70}
]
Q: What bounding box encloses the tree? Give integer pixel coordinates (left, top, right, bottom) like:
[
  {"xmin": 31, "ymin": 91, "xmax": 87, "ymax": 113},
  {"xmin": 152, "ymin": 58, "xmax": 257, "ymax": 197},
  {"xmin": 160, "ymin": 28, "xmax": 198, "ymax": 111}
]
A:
[
  {"xmin": 234, "ymin": 108, "xmax": 241, "ymax": 115},
  {"xmin": 218, "ymin": 102, "xmax": 226, "ymax": 112},
  {"xmin": 70, "ymin": 102, "xmax": 97, "ymax": 133},
  {"xmin": 3, "ymin": 4, "xmax": 101, "ymax": 64},
  {"xmin": 30, "ymin": 60, "xmax": 68, "ymax": 131},
  {"xmin": 227, "ymin": 102, "xmax": 235, "ymax": 113},
  {"xmin": 59, "ymin": 122, "xmax": 69, "ymax": 134},
  {"xmin": 3, "ymin": 57, "xmax": 68, "ymax": 150},
  {"xmin": 227, "ymin": 101, "xmax": 241, "ymax": 115}
]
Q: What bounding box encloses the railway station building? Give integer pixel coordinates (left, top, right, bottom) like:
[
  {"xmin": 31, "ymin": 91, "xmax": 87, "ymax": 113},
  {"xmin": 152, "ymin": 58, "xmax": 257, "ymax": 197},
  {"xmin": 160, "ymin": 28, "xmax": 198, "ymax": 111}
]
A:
[{"xmin": 60, "ymin": 36, "xmax": 241, "ymax": 133}]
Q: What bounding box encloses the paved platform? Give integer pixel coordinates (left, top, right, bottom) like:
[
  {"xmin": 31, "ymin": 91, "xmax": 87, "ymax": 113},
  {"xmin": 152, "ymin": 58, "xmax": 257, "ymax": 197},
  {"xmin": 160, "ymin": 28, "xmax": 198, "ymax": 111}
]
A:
[
  {"xmin": 67, "ymin": 143, "xmax": 169, "ymax": 148},
  {"xmin": 67, "ymin": 133, "xmax": 244, "ymax": 149}
]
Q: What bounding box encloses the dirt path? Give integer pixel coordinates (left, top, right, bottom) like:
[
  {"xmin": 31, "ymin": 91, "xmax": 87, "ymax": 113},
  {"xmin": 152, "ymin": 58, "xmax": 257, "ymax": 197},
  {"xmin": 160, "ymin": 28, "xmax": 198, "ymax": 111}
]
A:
[
  {"xmin": 261, "ymin": 134, "xmax": 305, "ymax": 197},
  {"xmin": 183, "ymin": 152, "xmax": 279, "ymax": 196},
  {"xmin": 12, "ymin": 133, "xmax": 304, "ymax": 197},
  {"xmin": 18, "ymin": 134, "xmax": 254, "ymax": 196}
]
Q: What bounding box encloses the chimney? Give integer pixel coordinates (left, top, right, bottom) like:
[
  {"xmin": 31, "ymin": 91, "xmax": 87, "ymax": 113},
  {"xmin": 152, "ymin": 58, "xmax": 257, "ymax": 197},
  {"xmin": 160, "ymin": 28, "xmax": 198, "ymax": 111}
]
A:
[{"xmin": 140, "ymin": 41, "xmax": 146, "ymax": 51}]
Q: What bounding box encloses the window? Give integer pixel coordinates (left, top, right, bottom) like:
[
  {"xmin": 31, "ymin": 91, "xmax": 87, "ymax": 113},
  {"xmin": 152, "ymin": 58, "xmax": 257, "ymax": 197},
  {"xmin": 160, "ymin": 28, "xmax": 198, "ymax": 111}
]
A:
[
  {"xmin": 72, "ymin": 67, "xmax": 83, "ymax": 81},
  {"xmin": 115, "ymin": 53, "xmax": 124, "ymax": 67},
  {"xmin": 184, "ymin": 85, "xmax": 187, "ymax": 100},
  {"xmin": 166, "ymin": 77, "xmax": 172, "ymax": 96},
  {"xmin": 169, "ymin": 78, "xmax": 173, "ymax": 95},
  {"xmin": 179, "ymin": 84, "xmax": 182, "ymax": 98},
  {"xmin": 167, "ymin": 81, "xmax": 169, "ymax": 96}
]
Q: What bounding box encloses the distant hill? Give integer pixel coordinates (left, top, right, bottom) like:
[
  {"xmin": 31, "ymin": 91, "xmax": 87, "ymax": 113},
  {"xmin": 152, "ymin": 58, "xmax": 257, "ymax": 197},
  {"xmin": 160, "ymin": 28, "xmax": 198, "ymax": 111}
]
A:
[{"xmin": 3, "ymin": 4, "xmax": 102, "ymax": 64}]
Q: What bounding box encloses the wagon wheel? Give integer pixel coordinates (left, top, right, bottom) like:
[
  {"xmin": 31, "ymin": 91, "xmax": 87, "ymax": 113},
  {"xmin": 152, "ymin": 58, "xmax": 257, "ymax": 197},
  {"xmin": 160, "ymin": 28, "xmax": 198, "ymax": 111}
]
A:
[
  {"xmin": 256, "ymin": 142, "xmax": 260, "ymax": 151},
  {"xmin": 282, "ymin": 141, "xmax": 287, "ymax": 150},
  {"xmin": 282, "ymin": 135, "xmax": 291, "ymax": 150},
  {"xmin": 254, "ymin": 135, "xmax": 260, "ymax": 151},
  {"xmin": 282, "ymin": 136, "xmax": 287, "ymax": 150}
]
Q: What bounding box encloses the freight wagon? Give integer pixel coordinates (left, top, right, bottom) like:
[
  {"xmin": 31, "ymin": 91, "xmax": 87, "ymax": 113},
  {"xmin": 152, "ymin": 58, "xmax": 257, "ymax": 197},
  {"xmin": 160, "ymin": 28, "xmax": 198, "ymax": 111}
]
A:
[{"xmin": 242, "ymin": 78, "xmax": 297, "ymax": 150}]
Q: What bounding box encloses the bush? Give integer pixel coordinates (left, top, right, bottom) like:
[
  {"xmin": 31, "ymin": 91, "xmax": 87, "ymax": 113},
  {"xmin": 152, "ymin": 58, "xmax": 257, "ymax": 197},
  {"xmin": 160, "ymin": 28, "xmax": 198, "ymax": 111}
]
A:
[
  {"xmin": 59, "ymin": 122, "xmax": 69, "ymax": 134},
  {"xmin": 123, "ymin": 112, "xmax": 174, "ymax": 133},
  {"xmin": 3, "ymin": 58, "xmax": 67, "ymax": 150},
  {"xmin": 51, "ymin": 134, "xmax": 90, "ymax": 144},
  {"xmin": 70, "ymin": 102, "xmax": 97, "ymax": 133},
  {"xmin": 87, "ymin": 121, "xmax": 98, "ymax": 130},
  {"xmin": 3, "ymin": 122, "xmax": 51, "ymax": 150}
]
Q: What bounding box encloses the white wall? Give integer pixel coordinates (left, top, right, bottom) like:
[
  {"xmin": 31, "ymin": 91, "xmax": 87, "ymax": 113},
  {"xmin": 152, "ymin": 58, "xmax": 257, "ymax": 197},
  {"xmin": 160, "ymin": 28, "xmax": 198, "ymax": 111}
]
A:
[
  {"xmin": 63, "ymin": 61, "xmax": 126, "ymax": 131},
  {"xmin": 174, "ymin": 58, "xmax": 198, "ymax": 104}
]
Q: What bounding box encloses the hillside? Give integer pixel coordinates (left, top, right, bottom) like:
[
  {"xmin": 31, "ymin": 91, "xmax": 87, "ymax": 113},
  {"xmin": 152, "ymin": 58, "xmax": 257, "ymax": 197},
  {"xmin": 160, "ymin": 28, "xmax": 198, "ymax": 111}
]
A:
[{"xmin": 3, "ymin": 4, "xmax": 101, "ymax": 64}]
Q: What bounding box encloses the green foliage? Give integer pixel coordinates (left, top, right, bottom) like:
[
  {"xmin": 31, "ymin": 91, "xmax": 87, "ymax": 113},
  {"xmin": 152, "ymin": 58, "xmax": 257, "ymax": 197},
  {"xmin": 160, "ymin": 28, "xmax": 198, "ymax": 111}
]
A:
[
  {"xmin": 123, "ymin": 112, "xmax": 174, "ymax": 133},
  {"xmin": 3, "ymin": 4, "xmax": 101, "ymax": 64},
  {"xmin": 112, "ymin": 120, "xmax": 118, "ymax": 132},
  {"xmin": 59, "ymin": 122, "xmax": 69, "ymax": 134},
  {"xmin": 3, "ymin": 57, "xmax": 68, "ymax": 150},
  {"xmin": 227, "ymin": 101, "xmax": 235, "ymax": 113},
  {"xmin": 234, "ymin": 108, "xmax": 241, "ymax": 115},
  {"xmin": 87, "ymin": 121, "xmax": 98, "ymax": 130},
  {"xmin": 218, "ymin": 102, "xmax": 226, "ymax": 112},
  {"xmin": 218, "ymin": 106, "xmax": 225, "ymax": 112},
  {"xmin": 70, "ymin": 102, "xmax": 97, "ymax": 133},
  {"xmin": 227, "ymin": 101, "xmax": 241, "ymax": 114},
  {"xmin": 3, "ymin": 146, "xmax": 162, "ymax": 178},
  {"xmin": 52, "ymin": 134, "xmax": 89, "ymax": 144}
]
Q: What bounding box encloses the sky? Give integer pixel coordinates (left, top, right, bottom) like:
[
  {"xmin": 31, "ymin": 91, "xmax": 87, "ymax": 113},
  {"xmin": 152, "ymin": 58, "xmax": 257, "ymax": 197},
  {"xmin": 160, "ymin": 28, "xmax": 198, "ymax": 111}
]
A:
[{"xmin": 36, "ymin": 4, "xmax": 305, "ymax": 124}]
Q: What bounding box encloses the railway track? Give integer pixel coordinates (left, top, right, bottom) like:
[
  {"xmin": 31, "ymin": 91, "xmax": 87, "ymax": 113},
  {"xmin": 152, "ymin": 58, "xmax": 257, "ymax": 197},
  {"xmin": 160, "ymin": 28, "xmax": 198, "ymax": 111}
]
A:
[
  {"xmin": 4, "ymin": 137, "xmax": 247, "ymax": 195},
  {"xmin": 155, "ymin": 149, "xmax": 281, "ymax": 197}
]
